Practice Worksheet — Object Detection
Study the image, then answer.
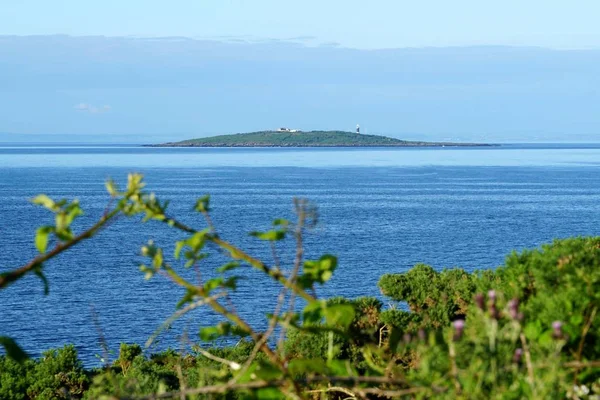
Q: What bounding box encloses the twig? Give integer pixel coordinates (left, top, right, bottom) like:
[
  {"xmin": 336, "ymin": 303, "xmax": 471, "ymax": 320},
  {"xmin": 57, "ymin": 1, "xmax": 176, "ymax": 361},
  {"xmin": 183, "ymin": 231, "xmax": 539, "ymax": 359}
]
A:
[
  {"xmin": 125, "ymin": 376, "xmax": 412, "ymax": 400},
  {"xmin": 157, "ymin": 216, "xmax": 316, "ymax": 302},
  {"xmin": 90, "ymin": 305, "xmax": 111, "ymax": 368},
  {"xmin": 278, "ymin": 199, "xmax": 307, "ymax": 354},
  {"xmin": 519, "ymin": 333, "xmax": 536, "ymax": 394},
  {"xmin": 227, "ymin": 202, "xmax": 309, "ymax": 396},
  {"xmin": 448, "ymin": 341, "xmax": 461, "ymax": 394},
  {"xmin": 194, "ymin": 346, "xmax": 241, "ymax": 371},
  {"xmin": 574, "ymin": 306, "xmax": 597, "ymax": 383},
  {"xmin": 306, "ymin": 386, "xmax": 357, "ymax": 398},
  {"xmin": 356, "ymin": 386, "xmax": 423, "ymax": 398},
  {"xmin": 0, "ymin": 208, "xmax": 121, "ymax": 289},
  {"xmin": 228, "ymin": 285, "xmax": 288, "ymax": 386},
  {"xmin": 127, "ymin": 380, "xmax": 277, "ymax": 399},
  {"xmin": 145, "ymin": 293, "xmax": 227, "ymax": 348},
  {"xmin": 175, "ymin": 364, "xmax": 186, "ymax": 400},
  {"xmin": 564, "ymin": 361, "xmax": 600, "ymax": 368}
]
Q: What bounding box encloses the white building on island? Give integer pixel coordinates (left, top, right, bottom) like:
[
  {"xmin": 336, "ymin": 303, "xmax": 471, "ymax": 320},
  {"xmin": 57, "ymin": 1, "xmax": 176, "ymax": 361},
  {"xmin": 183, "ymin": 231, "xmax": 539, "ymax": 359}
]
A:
[{"xmin": 276, "ymin": 127, "xmax": 301, "ymax": 132}]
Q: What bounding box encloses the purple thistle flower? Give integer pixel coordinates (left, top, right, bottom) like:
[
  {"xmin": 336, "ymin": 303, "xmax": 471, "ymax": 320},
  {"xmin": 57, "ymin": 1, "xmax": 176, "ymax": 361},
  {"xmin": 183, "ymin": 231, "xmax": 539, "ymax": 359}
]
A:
[
  {"xmin": 418, "ymin": 328, "xmax": 427, "ymax": 341},
  {"xmin": 453, "ymin": 319, "xmax": 465, "ymax": 340},
  {"xmin": 552, "ymin": 321, "xmax": 562, "ymax": 330},
  {"xmin": 513, "ymin": 348, "xmax": 523, "ymax": 363},
  {"xmin": 487, "ymin": 290, "xmax": 497, "ymax": 302},
  {"xmin": 552, "ymin": 320, "xmax": 564, "ymax": 339}
]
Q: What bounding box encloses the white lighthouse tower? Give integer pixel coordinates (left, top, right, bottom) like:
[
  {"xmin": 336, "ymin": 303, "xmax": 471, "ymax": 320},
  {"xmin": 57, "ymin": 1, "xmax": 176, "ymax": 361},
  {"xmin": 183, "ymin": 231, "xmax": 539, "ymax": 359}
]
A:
[{"xmin": 356, "ymin": 124, "xmax": 360, "ymax": 134}]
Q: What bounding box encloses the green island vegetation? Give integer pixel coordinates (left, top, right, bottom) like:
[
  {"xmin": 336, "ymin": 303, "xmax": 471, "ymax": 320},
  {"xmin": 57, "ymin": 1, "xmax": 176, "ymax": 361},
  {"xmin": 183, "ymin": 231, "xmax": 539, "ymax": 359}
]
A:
[
  {"xmin": 151, "ymin": 130, "xmax": 493, "ymax": 147},
  {"xmin": 1, "ymin": 174, "xmax": 599, "ymax": 399}
]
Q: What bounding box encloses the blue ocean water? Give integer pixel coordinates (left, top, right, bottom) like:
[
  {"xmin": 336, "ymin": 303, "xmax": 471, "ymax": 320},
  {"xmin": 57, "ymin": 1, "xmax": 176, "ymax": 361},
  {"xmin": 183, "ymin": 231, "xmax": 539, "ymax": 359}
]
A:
[{"xmin": 1, "ymin": 144, "xmax": 600, "ymax": 365}]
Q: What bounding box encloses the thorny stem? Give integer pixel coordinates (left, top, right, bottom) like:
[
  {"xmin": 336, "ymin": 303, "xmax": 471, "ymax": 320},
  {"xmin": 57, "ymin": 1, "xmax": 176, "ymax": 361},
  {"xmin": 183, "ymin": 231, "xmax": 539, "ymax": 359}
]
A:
[
  {"xmin": 156, "ymin": 262, "xmax": 282, "ymax": 366},
  {"xmin": 145, "ymin": 294, "xmax": 228, "ymax": 348},
  {"xmin": 159, "ymin": 215, "xmax": 316, "ymax": 302},
  {"xmin": 228, "ymin": 200, "xmax": 310, "ymax": 396},
  {"xmin": 448, "ymin": 341, "xmax": 461, "ymax": 394},
  {"xmin": 519, "ymin": 333, "xmax": 536, "ymax": 396},
  {"xmin": 574, "ymin": 306, "xmax": 597, "ymax": 384},
  {"xmin": 278, "ymin": 199, "xmax": 307, "ymax": 355}
]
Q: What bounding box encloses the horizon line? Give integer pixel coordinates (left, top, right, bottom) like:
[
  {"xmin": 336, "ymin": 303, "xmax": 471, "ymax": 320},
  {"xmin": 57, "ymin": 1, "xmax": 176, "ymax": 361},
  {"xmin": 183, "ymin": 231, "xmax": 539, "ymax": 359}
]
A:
[{"xmin": 2, "ymin": 33, "xmax": 600, "ymax": 52}]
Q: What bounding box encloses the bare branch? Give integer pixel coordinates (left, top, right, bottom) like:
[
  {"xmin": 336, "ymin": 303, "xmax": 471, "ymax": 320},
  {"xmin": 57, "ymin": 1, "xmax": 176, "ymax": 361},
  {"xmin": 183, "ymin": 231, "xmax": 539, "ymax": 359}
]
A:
[
  {"xmin": 145, "ymin": 293, "xmax": 228, "ymax": 348},
  {"xmin": 0, "ymin": 207, "xmax": 121, "ymax": 290}
]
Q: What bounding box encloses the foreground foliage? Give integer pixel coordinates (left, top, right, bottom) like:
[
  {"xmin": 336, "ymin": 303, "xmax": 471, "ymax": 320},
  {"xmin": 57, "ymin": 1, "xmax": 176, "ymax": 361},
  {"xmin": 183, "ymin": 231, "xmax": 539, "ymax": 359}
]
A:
[{"xmin": 1, "ymin": 174, "xmax": 599, "ymax": 399}]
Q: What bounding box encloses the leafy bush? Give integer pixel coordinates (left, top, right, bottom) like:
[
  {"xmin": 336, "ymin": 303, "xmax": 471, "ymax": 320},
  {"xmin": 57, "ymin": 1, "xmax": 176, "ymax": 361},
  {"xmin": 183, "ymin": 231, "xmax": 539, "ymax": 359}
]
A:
[{"xmin": 0, "ymin": 346, "xmax": 88, "ymax": 400}]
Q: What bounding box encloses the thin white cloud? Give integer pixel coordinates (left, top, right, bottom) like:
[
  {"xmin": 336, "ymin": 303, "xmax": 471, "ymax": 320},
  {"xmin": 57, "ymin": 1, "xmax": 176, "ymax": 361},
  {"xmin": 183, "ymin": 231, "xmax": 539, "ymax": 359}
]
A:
[{"xmin": 74, "ymin": 103, "xmax": 111, "ymax": 114}]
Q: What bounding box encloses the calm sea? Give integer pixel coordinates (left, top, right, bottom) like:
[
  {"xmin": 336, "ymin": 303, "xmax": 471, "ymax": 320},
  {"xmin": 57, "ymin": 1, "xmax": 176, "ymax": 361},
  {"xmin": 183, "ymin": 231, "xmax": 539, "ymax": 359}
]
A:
[{"xmin": 1, "ymin": 144, "xmax": 600, "ymax": 365}]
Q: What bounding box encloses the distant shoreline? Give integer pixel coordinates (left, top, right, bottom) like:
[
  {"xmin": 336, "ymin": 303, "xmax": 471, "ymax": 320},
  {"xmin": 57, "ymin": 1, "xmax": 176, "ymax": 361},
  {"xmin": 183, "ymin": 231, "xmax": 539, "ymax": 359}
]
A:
[
  {"xmin": 148, "ymin": 130, "xmax": 496, "ymax": 148},
  {"xmin": 146, "ymin": 143, "xmax": 496, "ymax": 148}
]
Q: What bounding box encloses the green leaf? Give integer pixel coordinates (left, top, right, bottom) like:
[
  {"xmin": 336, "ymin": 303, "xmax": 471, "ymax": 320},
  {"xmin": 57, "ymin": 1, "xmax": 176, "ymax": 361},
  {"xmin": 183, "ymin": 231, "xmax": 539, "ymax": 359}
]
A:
[
  {"xmin": 64, "ymin": 202, "xmax": 83, "ymax": 225},
  {"xmin": 288, "ymin": 359, "xmax": 328, "ymax": 375},
  {"xmin": 303, "ymin": 300, "xmax": 326, "ymax": 324},
  {"xmin": 524, "ymin": 320, "xmax": 542, "ymax": 340},
  {"xmin": 299, "ymin": 255, "xmax": 338, "ymax": 288},
  {"xmin": 272, "ymin": 218, "xmax": 290, "ymax": 227},
  {"xmin": 139, "ymin": 265, "xmax": 155, "ymax": 280},
  {"xmin": 126, "ymin": 173, "xmax": 145, "ymax": 194},
  {"xmin": 217, "ymin": 261, "xmax": 241, "ymax": 273},
  {"xmin": 174, "ymin": 241, "xmax": 185, "ymax": 259},
  {"xmin": 324, "ymin": 303, "xmax": 355, "ymax": 329},
  {"xmin": 31, "ymin": 194, "xmax": 56, "ymax": 210},
  {"xmin": 194, "ymin": 195, "xmax": 210, "ymax": 213},
  {"xmin": 252, "ymin": 360, "xmax": 283, "ymax": 380},
  {"xmin": 35, "ymin": 226, "xmax": 54, "ymax": 253},
  {"xmin": 203, "ymin": 277, "xmax": 224, "ymax": 294},
  {"xmin": 105, "ymin": 179, "xmax": 118, "ymax": 196},
  {"xmin": 255, "ymin": 387, "xmax": 283, "ymax": 400},
  {"xmin": 188, "ymin": 230, "xmax": 209, "ymax": 251},
  {"xmin": 222, "ymin": 276, "xmax": 241, "ymax": 290},
  {"xmin": 199, "ymin": 322, "xmax": 231, "ymax": 341},
  {"xmin": 327, "ymin": 359, "xmax": 357, "ymax": 376},
  {"xmin": 33, "ymin": 266, "xmax": 49, "ymax": 295},
  {"xmin": 249, "ymin": 230, "xmax": 286, "ymax": 241},
  {"xmin": 0, "ymin": 337, "xmax": 29, "ymax": 363},
  {"xmin": 152, "ymin": 249, "xmax": 164, "ymax": 268},
  {"xmin": 176, "ymin": 290, "xmax": 195, "ymax": 309}
]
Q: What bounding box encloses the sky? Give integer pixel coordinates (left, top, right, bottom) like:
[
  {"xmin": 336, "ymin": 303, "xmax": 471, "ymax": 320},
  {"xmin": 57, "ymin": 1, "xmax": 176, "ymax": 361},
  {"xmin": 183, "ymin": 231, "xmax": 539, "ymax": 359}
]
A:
[
  {"xmin": 3, "ymin": 0, "xmax": 600, "ymax": 49},
  {"xmin": 0, "ymin": 2, "xmax": 599, "ymax": 142}
]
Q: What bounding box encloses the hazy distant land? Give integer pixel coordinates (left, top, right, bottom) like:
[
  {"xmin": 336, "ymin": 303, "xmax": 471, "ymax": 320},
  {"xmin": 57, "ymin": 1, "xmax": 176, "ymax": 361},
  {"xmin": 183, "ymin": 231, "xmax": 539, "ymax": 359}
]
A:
[{"xmin": 151, "ymin": 131, "xmax": 494, "ymax": 147}]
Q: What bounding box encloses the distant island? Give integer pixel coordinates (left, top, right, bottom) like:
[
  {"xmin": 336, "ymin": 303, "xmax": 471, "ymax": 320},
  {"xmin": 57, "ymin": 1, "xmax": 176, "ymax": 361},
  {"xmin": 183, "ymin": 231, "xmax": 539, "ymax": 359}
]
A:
[{"xmin": 150, "ymin": 130, "xmax": 494, "ymax": 147}]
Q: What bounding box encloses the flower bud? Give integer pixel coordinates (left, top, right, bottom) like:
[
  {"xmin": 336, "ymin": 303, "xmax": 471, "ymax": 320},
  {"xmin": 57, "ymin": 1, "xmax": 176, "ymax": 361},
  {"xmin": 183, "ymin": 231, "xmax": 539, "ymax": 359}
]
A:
[
  {"xmin": 418, "ymin": 328, "xmax": 427, "ymax": 341},
  {"xmin": 488, "ymin": 304, "xmax": 500, "ymax": 320},
  {"xmin": 403, "ymin": 333, "xmax": 412, "ymax": 344},
  {"xmin": 552, "ymin": 321, "xmax": 564, "ymax": 339},
  {"xmin": 453, "ymin": 319, "xmax": 465, "ymax": 341},
  {"xmin": 513, "ymin": 348, "xmax": 523, "ymax": 364},
  {"xmin": 474, "ymin": 293, "xmax": 485, "ymax": 310}
]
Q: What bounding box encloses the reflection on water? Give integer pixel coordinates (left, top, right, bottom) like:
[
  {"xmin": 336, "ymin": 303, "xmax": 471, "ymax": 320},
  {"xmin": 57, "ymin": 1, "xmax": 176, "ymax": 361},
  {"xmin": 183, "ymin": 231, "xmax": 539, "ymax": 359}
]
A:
[{"xmin": 1, "ymin": 145, "xmax": 600, "ymax": 168}]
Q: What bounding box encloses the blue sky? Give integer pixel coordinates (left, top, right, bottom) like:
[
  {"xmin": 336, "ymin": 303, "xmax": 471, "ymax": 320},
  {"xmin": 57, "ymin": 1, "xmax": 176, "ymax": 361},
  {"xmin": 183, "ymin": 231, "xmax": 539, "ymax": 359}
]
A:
[
  {"xmin": 1, "ymin": 2, "xmax": 599, "ymax": 142},
  {"xmin": 3, "ymin": 0, "xmax": 600, "ymax": 49}
]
